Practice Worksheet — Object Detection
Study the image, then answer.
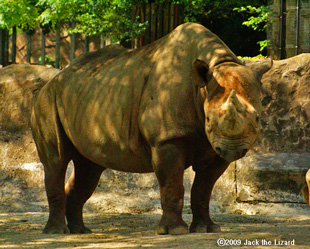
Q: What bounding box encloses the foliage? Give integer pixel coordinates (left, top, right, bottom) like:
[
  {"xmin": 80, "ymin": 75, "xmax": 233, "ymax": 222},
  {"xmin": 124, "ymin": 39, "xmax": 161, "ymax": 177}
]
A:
[
  {"xmin": 69, "ymin": 0, "xmax": 148, "ymax": 40},
  {"xmin": 37, "ymin": 0, "xmax": 77, "ymax": 27},
  {"xmin": 257, "ymin": 39, "xmax": 270, "ymax": 52},
  {"xmin": 194, "ymin": 0, "xmax": 266, "ymax": 19},
  {"xmin": 35, "ymin": 0, "xmax": 149, "ymax": 40},
  {"xmin": 234, "ymin": 5, "xmax": 268, "ymax": 52},
  {"xmin": 0, "ymin": 0, "xmax": 268, "ymax": 56},
  {"xmin": 176, "ymin": 0, "xmax": 206, "ymax": 22},
  {"xmin": 234, "ymin": 5, "xmax": 267, "ymax": 31},
  {"xmin": 0, "ymin": 0, "xmax": 40, "ymax": 30},
  {"xmin": 37, "ymin": 54, "xmax": 56, "ymax": 67},
  {"xmin": 238, "ymin": 54, "xmax": 266, "ymax": 60}
]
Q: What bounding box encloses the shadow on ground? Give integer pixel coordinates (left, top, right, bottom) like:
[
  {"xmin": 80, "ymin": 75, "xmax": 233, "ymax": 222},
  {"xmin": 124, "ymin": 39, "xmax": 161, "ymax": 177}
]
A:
[{"xmin": 1, "ymin": 212, "xmax": 310, "ymax": 248}]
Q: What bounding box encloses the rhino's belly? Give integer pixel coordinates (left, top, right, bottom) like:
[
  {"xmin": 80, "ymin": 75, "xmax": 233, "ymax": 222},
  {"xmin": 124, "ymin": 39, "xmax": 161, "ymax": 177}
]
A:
[
  {"xmin": 56, "ymin": 82, "xmax": 154, "ymax": 172},
  {"xmin": 68, "ymin": 131, "xmax": 153, "ymax": 173}
]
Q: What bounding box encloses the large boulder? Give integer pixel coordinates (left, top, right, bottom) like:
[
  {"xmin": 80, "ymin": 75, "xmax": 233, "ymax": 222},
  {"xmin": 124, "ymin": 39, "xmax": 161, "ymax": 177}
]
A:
[
  {"xmin": 259, "ymin": 54, "xmax": 310, "ymax": 153},
  {"xmin": 0, "ymin": 64, "xmax": 59, "ymax": 138},
  {"xmin": 0, "ymin": 64, "xmax": 59, "ymax": 211},
  {"xmin": 232, "ymin": 54, "xmax": 310, "ymax": 208}
]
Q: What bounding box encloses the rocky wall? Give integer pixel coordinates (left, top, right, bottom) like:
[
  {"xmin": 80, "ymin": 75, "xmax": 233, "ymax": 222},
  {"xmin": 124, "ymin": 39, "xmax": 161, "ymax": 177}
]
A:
[
  {"xmin": 0, "ymin": 64, "xmax": 59, "ymax": 167},
  {"xmin": 0, "ymin": 64, "xmax": 60, "ymax": 212},
  {"xmin": 233, "ymin": 54, "xmax": 310, "ymax": 208}
]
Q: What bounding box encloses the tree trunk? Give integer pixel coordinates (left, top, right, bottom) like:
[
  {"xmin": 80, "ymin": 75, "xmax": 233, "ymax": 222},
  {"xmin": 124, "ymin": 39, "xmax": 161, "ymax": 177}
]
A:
[
  {"xmin": 4, "ymin": 29, "xmax": 9, "ymax": 65},
  {"xmin": 55, "ymin": 21, "xmax": 60, "ymax": 69},
  {"xmin": 85, "ymin": 36, "xmax": 90, "ymax": 52},
  {"xmin": 11, "ymin": 26, "xmax": 17, "ymax": 63},
  {"xmin": 100, "ymin": 35, "xmax": 105, "ymax": 48},
  {"xmin": 0, "ymin": 29, "xmax": 5, "ymax": 65},
  {"xmin": 41, "ymin": 28, "xmax": 46, "ymax": 65},
  {"xmin": 70, "ymin": 19, "xmax": 76, "ymax": 62},
  {"xmin": 26, "ymin": 30, "xmax": 31, "ymax": 63}
]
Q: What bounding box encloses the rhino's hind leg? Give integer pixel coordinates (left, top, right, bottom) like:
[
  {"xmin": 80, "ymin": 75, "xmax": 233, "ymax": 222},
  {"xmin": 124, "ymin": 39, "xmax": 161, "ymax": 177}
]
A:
[
  {"xmin": 190, "ymin": 156, "xmax": 229, "ymax": 233},
  {"xmin": 38, "ymin": 146, "xmax": 71, "ymax": 234},
  {"xmin": 31, "ymin": 96, "xmax": 73, "ymax": 234},
  {"xmin": 152, "ymin": 141, "xmax": 189, "ymax": 235},
  {"xmin": 65, "ymin": 153, "xmax": 105, "ymax": 234},
  {"xmin": 42, "ymin": 157, "xmax": 71, "ymax": 234}
]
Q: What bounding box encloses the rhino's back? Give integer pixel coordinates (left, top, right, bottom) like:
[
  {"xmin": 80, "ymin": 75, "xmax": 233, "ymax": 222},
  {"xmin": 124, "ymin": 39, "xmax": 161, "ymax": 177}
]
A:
[
  {"xmin": 35, "ymin": 23, "xmax": 235, "ymax": 172},
  {"xmin": 54, "ymin": 24, "xmax": 208, "ymax": 169},
  {"xmin": 52, "ymin": 47, "xmax": 153, "ymax": 172}
]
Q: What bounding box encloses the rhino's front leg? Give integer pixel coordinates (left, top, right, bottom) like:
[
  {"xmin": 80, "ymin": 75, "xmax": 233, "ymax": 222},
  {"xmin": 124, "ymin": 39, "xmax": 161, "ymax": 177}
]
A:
[
  {"xmin": 190, "ymin": 156, "xmax": 229, "ymax": 233},
  {"xmin": 152, "ymin": 140, "xmax": 189, "ymax": 235}
]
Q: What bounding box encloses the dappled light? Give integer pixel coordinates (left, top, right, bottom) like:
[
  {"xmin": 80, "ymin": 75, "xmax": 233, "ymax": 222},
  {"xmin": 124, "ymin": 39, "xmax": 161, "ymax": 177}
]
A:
[
  {"xmin": 1, "ymin": 212, "xmax": 310, "ymax": 248},
  {"xmin": 0, "ymin": 0, "xmax": 309, "ymax": 246},
  {"xmin": 30, "ymin": 22, "xmax": 274, "ymax": 235}
]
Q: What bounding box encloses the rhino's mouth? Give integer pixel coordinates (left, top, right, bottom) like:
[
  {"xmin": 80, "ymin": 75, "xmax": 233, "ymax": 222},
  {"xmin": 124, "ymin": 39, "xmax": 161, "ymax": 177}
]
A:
[{"xmin": 212, "ymin": 139, "xmax": 251, "ymax": 162}]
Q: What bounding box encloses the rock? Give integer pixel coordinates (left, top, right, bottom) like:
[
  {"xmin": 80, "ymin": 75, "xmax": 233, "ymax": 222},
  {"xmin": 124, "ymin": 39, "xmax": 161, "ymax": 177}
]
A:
[
  {"xmin": 231, "ymin": 54, "xmax": 310, "ymax": 207},
  {"xmin": 0, "ymin": 64, "xmax": 59, "ymax": 138},
  {"xmin": 235, "ymin": 153, "xmax": 310, "ymax": 203},
  {"xmin": 0, "ymin": 64, "xmax": 59, "ymax": 212},
  {"xmin": 0, "ymin": 64, "xmax": 59, "ymax": 196},
  {"xmin": 258, "ymin": 54, "xmax": 310, "ymax": 153}
]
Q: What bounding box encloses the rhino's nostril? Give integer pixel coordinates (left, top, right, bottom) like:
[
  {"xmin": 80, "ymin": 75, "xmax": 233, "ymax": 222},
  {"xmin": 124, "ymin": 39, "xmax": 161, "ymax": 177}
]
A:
[
  {"xmin": 215, "ymin": 147, "xmax": 222, "ymax": 155},
  {"xmin": 241, "ymin": 149, "xmax": 248, "ymax": 157}
]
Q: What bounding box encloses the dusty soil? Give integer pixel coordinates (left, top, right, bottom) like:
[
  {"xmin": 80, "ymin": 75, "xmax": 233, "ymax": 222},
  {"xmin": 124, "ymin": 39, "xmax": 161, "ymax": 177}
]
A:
[
  {"xmin": 1, "ymin": 160, "xmax": 310, "ymax": 248},
  {"xmin": 1, "ymin": 210, "xmax": 310, "ymax": 249},
  {"xmin": 1, "ymin": 157, "xmax": 310, "ymax": 248},
  {"xmin": 1, "ymin": 141, "xmax": 310, "ymax": 248}
]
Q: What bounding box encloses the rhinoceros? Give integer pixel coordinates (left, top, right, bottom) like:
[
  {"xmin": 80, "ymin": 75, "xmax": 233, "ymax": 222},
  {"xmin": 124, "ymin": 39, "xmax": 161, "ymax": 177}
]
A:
[{"xmin": 31, "ymin": 23, "xmax": 272, "ymax": 235}]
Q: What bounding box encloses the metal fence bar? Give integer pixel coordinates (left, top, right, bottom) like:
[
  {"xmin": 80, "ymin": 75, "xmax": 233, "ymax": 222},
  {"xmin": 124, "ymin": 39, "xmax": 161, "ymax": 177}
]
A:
[
  {"xmin": 268, "ymin": 0, "xmax": 310, "ymax": 59},
  {"xmin": 0, "ymin": 3, "xmax": 184, "ymax": 67},
  {"xmin": 135, "ymin": 2, "xmax": 184, "ymax": 47}
]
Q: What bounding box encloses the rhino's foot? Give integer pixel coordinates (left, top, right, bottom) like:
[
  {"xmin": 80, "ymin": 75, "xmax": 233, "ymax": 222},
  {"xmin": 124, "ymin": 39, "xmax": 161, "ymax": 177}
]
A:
[
  {"xmin": 157, "ymin": 225, "xmax": 189, "ymax": 235},
  {"xmin": 190, "ymin": 221, "xmax": 221, "ymax": 233},
  {"xmin": 68, "ymin": 224, "xmax": 92, "ymax": 234},
  {"xmin": 43, "ymin": 224, "xmax": 70, "ymax": 234},
  {"xmin": 157, "ymin": 222, "xmax": 189, "ymax": 235}
]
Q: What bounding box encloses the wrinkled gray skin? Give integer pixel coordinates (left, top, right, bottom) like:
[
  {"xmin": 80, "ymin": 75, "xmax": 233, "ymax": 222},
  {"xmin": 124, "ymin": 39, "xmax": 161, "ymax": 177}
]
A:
[{"xmin": 31, "ymin": 23, "xmax": 272, "ymax": 235}]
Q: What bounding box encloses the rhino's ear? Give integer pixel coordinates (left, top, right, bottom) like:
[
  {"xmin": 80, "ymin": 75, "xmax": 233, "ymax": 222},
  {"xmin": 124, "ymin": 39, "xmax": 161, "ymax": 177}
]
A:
[
  {"xmin": 191, "ymin": 59, "xmax": 213, "ymax": 88},
  {"xmin": 191, "ymin": 59, "xmax": 225, "ymax": 100},
  {"xmin": 246, "ymin": 58, "xmax": 273, "ymax": 80}
]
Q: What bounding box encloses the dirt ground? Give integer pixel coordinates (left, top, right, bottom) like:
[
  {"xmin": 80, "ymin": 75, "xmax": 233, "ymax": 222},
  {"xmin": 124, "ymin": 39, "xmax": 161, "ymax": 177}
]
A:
[
  {"xmin": 1, "ymin": 148, "xmax": 310, "ymax": 248},
  {"xmin": 1, "ymin": 209, "xmax": 310, "ymax": 249},
  {"xmin": 1, "ymin": 163, "xmax": 310, "ymax": 249}
]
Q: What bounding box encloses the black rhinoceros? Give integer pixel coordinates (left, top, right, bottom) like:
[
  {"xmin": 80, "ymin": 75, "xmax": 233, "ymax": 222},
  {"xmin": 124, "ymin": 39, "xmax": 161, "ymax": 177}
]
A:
[{"xmin": 31, "ymin": 23, "xmax": 272, "ymax": 235}]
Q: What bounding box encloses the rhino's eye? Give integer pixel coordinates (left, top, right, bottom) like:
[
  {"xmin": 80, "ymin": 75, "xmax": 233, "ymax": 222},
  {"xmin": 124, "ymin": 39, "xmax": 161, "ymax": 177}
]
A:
[
  {"xmin": 256, "ymin": 115, "xmax": 260, "ymax": 122},
  {"xmin": 206, "ymin": 116, "xmax": 210, "ymax": 122}
]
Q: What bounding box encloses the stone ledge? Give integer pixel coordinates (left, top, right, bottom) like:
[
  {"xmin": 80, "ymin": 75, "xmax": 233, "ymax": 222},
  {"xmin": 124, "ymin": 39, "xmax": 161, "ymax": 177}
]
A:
[{"xmin": 235, "ymin": 153, "xmax": 310, "ymax": 203}]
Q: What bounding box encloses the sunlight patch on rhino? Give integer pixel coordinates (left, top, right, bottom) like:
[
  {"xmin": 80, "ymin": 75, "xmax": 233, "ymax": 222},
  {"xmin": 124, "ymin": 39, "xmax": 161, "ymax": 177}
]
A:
[{"xmin": 31, "ymin": 23, "xmax": 272, "ymax": 235}]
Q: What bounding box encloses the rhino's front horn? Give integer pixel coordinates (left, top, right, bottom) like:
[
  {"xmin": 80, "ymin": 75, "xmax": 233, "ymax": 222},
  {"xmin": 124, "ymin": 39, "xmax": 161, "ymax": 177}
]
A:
[
  {"xmin": 226, "ymin": 90, "xmax": 245, "ymax": 113},
  {"xmin": 219, "ymin": 90, "xmax": 245, "ymax": 136}
]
